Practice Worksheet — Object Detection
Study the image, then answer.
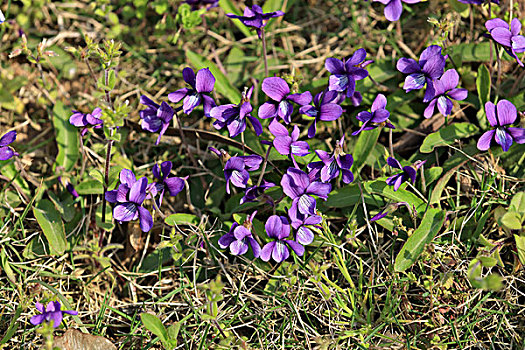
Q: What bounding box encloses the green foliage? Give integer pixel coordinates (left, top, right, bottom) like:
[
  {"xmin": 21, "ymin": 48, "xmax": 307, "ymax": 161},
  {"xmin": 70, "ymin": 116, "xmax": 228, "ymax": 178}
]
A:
[
  {"xmin": 420, "ymin": 122, "xmax": 479, "ymax": 153},
  {"xmin": 395, "ymin": 209, "xmax": 446, "ymax": 272},
  {"xmin": 141, "ymin": 313, "xmax": 178, "ymax": 350},
  {"xmin": 219, "ymin": 0, "xmax": 252, "ymax": 37},
  {"xmin": 351, "ymin": 127, "xmax": 380, "ymax": 172},
  {"xmin": 476, "ymin": 64, "xmax": 491, "ymax": 129},
  {"xmin": 176, "ymin": 4, "xmax": 206, "ymax": 30},
  {"xmin": 52, "ymin": 101, "xmax": 79, "ymax": 173},
  {"xmin": 33, "ymin": 199, "xmax": 67, "ymax": 256}
]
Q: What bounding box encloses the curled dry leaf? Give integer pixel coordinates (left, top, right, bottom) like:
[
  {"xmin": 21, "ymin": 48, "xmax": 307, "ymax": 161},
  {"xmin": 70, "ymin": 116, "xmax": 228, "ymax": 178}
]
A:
[{"xmin": 50, "ymin": 329, "xmax": 116, "ymax": 350}]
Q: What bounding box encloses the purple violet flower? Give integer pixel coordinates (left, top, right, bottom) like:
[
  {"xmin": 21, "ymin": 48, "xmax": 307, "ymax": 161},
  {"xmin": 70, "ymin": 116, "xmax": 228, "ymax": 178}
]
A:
[
  {"xmin": 299, "ymin": 90, "xmax": 344, "ymax": 138},
  {"xmin": 69, "ymin": 108, "xmax": 103, "ymax": 136},
  {"xmin": 485, "ymin": 18, "xmax": 525, "ymax": 67},
  {"xmin": 149, "ymin": 161, "xmax": 186, "ymax": 206},
  {"xmin": 373, "ymin": 0, "xmax": 421, "ymax": 22},
  {"xmin": 258, "ymin": 77, "xmax": 312, "ymax": 124},
  {"xmin": 224, "ymin": 155, "xmax": 263, "ymax": 194},
  {"xmin": 423, "ymin": 69, "xmax": 468, "ymax": 118},
  {"xmin": 30, "ymin": 301, "xmax": 78, "ymax": 328},
  {"xmin": 260, "ymin": 215, "xmax": 304, "ymax": 263},
  {"xmin": 288, "ymin": 204, "xmax": 322, "ymax": 246},
  {"xmin": 226, "ymin": 5, "xmax": 284, "ymax": 37},
  {"xmin": 240, "ymin": 180, "xmax": 275, "ymax": 205},
  {"xmin": 386, "ymin": 157, "xmax": 425, "ymax": 191},
  {"xmin": 325, "ymin": 49, "xmax": 369, "ymax": 98},
  {"xmin": 396, "ymin": 45, "xmax": 446, "ymax": 101},
  {"xmin": 0, "ymin": 131, "xmax": 18, "ymax": 160},
  {"xmin": 218, "ymin": 211, "xmax": 261, "ymax": 257},
  {"xmin": 269, "ymin": 120, "xmax": 310, "ymax": 168},
  {"xmin": 105, "ymin": 169, "xmax": 153, "ymax": 232},
  {"xmin": 308, "ymin": 136, "xmax": 354, "ymax": 184},
  {"xmin": 281, "ymin": 167, "xmax": 332, "ymax": 216},
  {"xmin": 168, "ymin": 67, "xmax": 216, "ymax": 116},
  {"xmin": 139, "ymin": 96, "xmax": 174, "ymax": 145},
  {"xmin": 352, "ymin": 94, "xmax": 393, "ymax": 135},
  {"xmin": 210, "ymin": 86, "xmax": 262, "ymax": 137},
  {"xmin": 477, "ymin": 100, "xmax": 525, "ymax": 152}
]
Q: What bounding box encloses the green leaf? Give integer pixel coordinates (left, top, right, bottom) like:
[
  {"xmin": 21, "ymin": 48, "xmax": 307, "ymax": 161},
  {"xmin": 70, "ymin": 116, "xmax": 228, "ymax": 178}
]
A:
[
  {"xmin": 450, "ymin": 42, "xmax": 512, "ymax": 62},
  {"xmin": 394, "ymin": 208, "xmax": 446, "ymax": 272},
  {"xmin": 424, "ymin": 166, "xmax": 443, "ymax": 185},
  {"xmin": 219, "ymin": 0, "xmax": 252, "ymax": 38},
  {"xmin": 364, "ymin": 180, "xmax": 427, "ymax": 214},
  {"xmin": 165, "ymin": 213, "xmax": 199, "ymax": 226},
  {"xmin": 510, "ymin": 192, "xmax": 525, "ymax": 215},
  {"xmin": 53, "ymin": 101, "xmax": 80, "ymax": 172},
  {"xmin": 107, "ymin": 70, "xmax": 117, "ymax": 90},
  {"xmin": 141, "ymin": 313, "xmax": 169, "ymax": 344},
  {"xmin": 514, "ymin": 235, "xmax": 525, "ymax": 265},
  {"xmin": 420, "ymin": 123, "xmax": 479, "ymax": 153},
  {"xmin": 0, "ymin": 306, "xmax": 22, "ymax": 344},
  {"xmin": 501, "ymin": 212, "xmax": 522, "ymax": 230},
  {"xmin": 186, "ymin": 50, "xmax": 241, "ymax": 104},
  {"xmin": 351, "ymin": 127, "xmax": 380, "ymax": 171},
  {"xmin": 33, "ymin": 199, "xmax": 67, "ymax": 256},
  {"xmin": 476, "ymin": 64, "xmax": 491, "ymax": 110},
  {"xmin": 76, "ymin": 180, "xmax": 104, "ymax": 195}
]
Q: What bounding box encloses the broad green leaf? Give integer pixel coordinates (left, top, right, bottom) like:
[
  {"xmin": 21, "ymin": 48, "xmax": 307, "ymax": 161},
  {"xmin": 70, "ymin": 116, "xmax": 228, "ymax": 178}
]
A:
[
  {"xmin": 76, "ymin": 180, "xmax": 104, "ymax": 195},
  {"xmin": 33, "ymin": 199, "xmax": 67, "ymax": 255},
  {"xmin": 186, "ymin": 50, "xmax": 241, "ymax": 104},
  {"xmin": 420, "ymin": 123, "xmax": 479, "ymax": 153},
  {"xmin": 500, "ymin": 212, "xmax": 522, "ymax": 230},
  {"xmin": 394, "ymin": 208, "xmax": 446, "ymax": 272},
  {"xmin": 53, "ymin": 101, "xmax": 79, "ymax": 172},
  {"xmin": 324, "ymin": 183, "xmax": 366, "ymax": 208},
  {"xmin": 364, "ymin": 180, "xmax": 426, "ymax": 214},
  {"xmin": 219, "ymin": 0, "xmax": 252, "ymax": 37},
  {"xmin": 476, "ymin": 64, "xmax": 491, "ymax": 129},
  {"xmin": 351, "ymin": 127, "xmax": 380, "ymax": 171},
  {"xmin": 510, "ymin": 192, "xmax": 525, "ymax": 214},
  {"xmin": 451, "ymin": 42, "xmax": 512, "ymax": 62},
  {"xmin": 141, "ymin": 313, "xmax": 169, "ymax": 344},
  {"xmin": 424, "ymin": 166, "xmax": 443, "ymax": 185},
  {"xmin": 514, "ymin": 235, "xmax": 525, "ymax": 265},
  {"xmin": 165, "ymin": 213, "xmax": 199, "ymax": 226},
  {"xmin": 476, "ymin": 64, "xmax": 491, "ymax": 109}
]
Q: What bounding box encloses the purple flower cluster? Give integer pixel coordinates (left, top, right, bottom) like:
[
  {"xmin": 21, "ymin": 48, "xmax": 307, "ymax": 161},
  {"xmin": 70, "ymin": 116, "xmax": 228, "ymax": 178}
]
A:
[
  {"xmin": 30, "ymin": 301, "xmax": 77, "ymax": 328},
  {"xmin": 486, "ymin": 18, "xmax": 525, "ymax": 67},
  {"xmin": 226, "ymin": 5, "xmax": 284, "ymax": 38},
  {"xmin": 477, "ymin": 100, "xmax": 525, "ymax": 152},
  {"xmin": 0, "ymin": 131, "xmax": 18, "ymax": 160},
  {"xmin": 105, "ymin": 164, "xmax": 185, "ymax": 232},
  {"xmin": 397, "ymin": 46, "xmax": 467, "ymax": 118},
  {"xmin": 69, "ymin": 107, "xmax": 103, "ymax": 136}
]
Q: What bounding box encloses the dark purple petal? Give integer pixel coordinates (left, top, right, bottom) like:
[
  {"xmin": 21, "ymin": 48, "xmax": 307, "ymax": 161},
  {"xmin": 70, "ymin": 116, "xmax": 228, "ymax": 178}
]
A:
[
  {"xmin": 337, "ymin": 154, "xmax": 353, "ymax": 170},
  {"xmin": 387, "ymin": 157, "xmax": 402, "ymax": 169},
  {"xmin": 210, "ymin": 104, "xmax": 238, "ymax": 122},
  {"xmin": 496, "ymin": 100, "xmax": 517, "ymax": 126},
  {"xmin": 241, "ymin": 155, "xmax": 263, "ymax": 171},
  {"xmin": 202, "ymin": 95, "xmax": 216, "ymax": 117},
  {"xmin": 105, "ymin": 190, "xmax": 118, "ymax": 203},
  {"xmin": 341, "ymin": 169, "xmax": 354, "ymax": 184},
  {"xmin": 404, "ymin": 73, "xmax": 426, "ymax": 91},
  {"xmin": 306, "ymin": 182, "xmax": 332, "ymax": 199},
  {"xmin": 287, "ymin": 91, "xmax": 312, "ymax": 106},
  {"xmin": 248, "ymin": 115, "xmax": 263, "ymax": 136},
  {"xmin": 260, "ymin": 241, "xmax": 276, "ymax": 262},
  {"xmin": 129, "ymin": 177, "xmax": 147, "ymax": 204},
  {"xmin": 285, "ymin": 239, "xmax": 305, "ymax": 256},
  {"xmin": 182, "ymin": 67, "xmax": 196, "ymax": 88},
  {"xmin": 440, "ymin": 69, "xmax": 460, "ymax": 91},
  {"xmin": 0, "ymin": 147, "xmax": 15, "ymax": 160},
  {"xmin": 182, "ymin": 93, "xmax": 202, "ymax": 115},
  {"xmin": 423, "ymin": 99, "xmax": 437, "ymax": 118},
  {"xmin": 384, "ymin": 0, "xmax": 403, "ymax": 21},
  {"xmin": 491, "ymin": 27, "xmax": 512, "ymax": 47},
  {"xmin": 421, "ymin": 54, "xmax": 446, "ymax": 80},
  {"xmin": 218, "ymin": 233, "xmax": 235, "ymax": 249},
  {"xmin": 508, "ymin": 127, "xmax": 525, "ymax": 143},
  {"xmin": 168, "ymin": 88, "xmax": 190, "ymax": 103},
  {"xmin": 195, "ymin": 68, "xmax": 215, "ymax": 93},
  {"xmin": 247, "ymin": 237, "xmax": 261, "ymax": 258},
  {"xmin": 164, "ymin": 177, "xmax": 185, "ymax": 196},
  {"xmin": 404, "ymin": 165, "xmax": 417, "ymax": 184},
  {"xmin": 325, "ymin": 57, "xmax": 346, "ymax": 75},
  {"xmin": 495, "ymin": 128, "xmax": 513, "ymax": 152},
  {"xmin": 120, "ymin": 169, "xmax": 136, "ymax": 187},
  {"xmin": 0, "ymin": 131, "xmax": 16, "ymax": 147},
  {"xmin": 262, "ymin": 77, "xmax": 290, "ymax": 101},
  {"xmin": 258, "ymin": 102, "xmax": 278, "ymax": 119},
  {"xmin": 138, "ymin": 206, "xmax": 153, "ymax": 232},
  {"xmin": 69, "ymin": 112, "xmax": 87, "ymax": 127},
  {"xmin": 272, "ymin": 241, "xmax": 290, "ymax": 262},
  {"xmin": 371, "ymin": 109, "xmax": 390, "ymax": 123},
  {"xmin": 114, "ymin": 202, "xmax": 138, "ymax": 222},
  {"xmin": 396, "ymin": 58, "xmax": 420, "ymax": 74},
  {"xmin": 346, "ymin": 48, "xmax": 367, "ymax": 67},
  {"xmin": 319, "ymin": 103, "xmax": 343, "ymax": 121},
  {"xmin": 227, "ymin": 118, "xmax": 246, "ymax": 137}
]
